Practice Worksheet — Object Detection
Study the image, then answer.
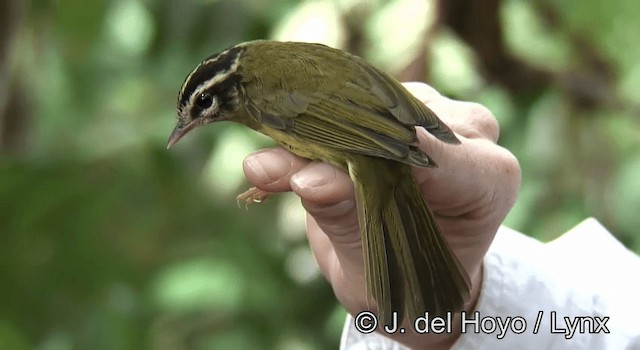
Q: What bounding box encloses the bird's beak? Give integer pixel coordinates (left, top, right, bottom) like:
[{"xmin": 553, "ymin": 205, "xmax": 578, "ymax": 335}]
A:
[{"xmin": 166, "ymin": 120, "xmax": 199, "ymax": 149}]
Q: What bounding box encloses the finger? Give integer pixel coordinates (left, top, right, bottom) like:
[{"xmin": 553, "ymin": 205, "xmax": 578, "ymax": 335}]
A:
[
  {"xmin": 242, "ymin": 147, "xmax": 309, "ymax": 192},
  {"xmin": 402, "ymin": 83, "xmax": 518, "ymax": 218},
  {"xmin": 427, "ymin": 98, "xmax": 500, "ymax": 142},
  {"xmin": 402, "ymin": 82, "xmax": 442, "ymax": 103},
  {"xmin": 306, "ymin": 215, "xmax": 367, "ymax": 307},
  {"xmin": 414, "ymin": 130, "xmax": 521, "ymax": 218},
  {"xmin": 290, "ymin": 162, "xmax": 364, "ymax": 278},
  {"xmin": 403, "ymin": 82, "xmax": 500, "ymax": 142},
  {"xmin": 290, "ymin": 162, "xmax": 357, "ymax": 233}
]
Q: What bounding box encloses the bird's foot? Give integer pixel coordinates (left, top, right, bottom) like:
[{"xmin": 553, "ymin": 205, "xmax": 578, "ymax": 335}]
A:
[{"xmin": 236, "ymin": 187, "xmax": 272, "ymax": 208}]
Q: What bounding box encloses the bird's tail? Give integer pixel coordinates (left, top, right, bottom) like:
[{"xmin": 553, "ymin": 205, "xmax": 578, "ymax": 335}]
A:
[{"xmin": 349, "ymin": 157, "xmax": 470, "ymax": 325}]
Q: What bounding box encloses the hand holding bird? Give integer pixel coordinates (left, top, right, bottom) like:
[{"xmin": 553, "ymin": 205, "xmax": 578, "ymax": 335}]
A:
[{"xmin": 242, "ymin": 82, "xmax": 521, "ymax": 349}]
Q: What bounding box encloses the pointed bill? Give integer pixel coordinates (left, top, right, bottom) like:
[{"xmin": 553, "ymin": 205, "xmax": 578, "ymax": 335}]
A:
[{"xmin": 166, "ymin": 120, "xmax": 199, "ymax": 149}]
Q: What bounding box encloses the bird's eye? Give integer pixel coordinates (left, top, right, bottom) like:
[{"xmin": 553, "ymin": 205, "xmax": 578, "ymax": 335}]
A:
[{"xmin": 196, "ymin": 93, "xmax": 214, "ymax": 109}]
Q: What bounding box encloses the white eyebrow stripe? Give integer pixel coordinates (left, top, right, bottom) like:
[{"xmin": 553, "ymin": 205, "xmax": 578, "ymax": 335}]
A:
[
  {"xmin": 177, "ymin": 46, "xmax": 239, "ymax": 105},
  {"xmin": 192, "ymin": 54, "xmax": 241, "ymax": 98}
]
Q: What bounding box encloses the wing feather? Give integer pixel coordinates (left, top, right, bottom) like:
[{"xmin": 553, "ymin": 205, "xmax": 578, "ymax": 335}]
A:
[{"xmin": 238, "ymin": 41, "xmax": 458, "ymax": 165}]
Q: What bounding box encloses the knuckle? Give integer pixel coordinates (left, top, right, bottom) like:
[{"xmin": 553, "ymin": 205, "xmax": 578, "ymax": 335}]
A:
[
  {"xmin": 496, "ymin": 147, "xmax": 522, "ymax": 191},
  {"xmin": 302, "ymin": 199, "xmax": 357, "ymax": 223},
  {"xmin": 301, "ymin": 198, "xmax": 361, "ymax": 242},
  {"xmin": 466, "ymin": 102, "xmax": 500, "ymax": 141},
  {"xmin": 403, "ymin": 82, "xmax": 441, "ymax": 103}
]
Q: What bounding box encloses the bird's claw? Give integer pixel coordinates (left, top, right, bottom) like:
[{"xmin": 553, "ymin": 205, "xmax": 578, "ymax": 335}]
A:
[{"xmin": 236, "ymin": 187, "xmax": 272, "ymax": 208}]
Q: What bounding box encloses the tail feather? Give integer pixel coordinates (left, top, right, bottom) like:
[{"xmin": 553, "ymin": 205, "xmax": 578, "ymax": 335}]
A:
[
  {"xmin": 349, "ymin": 157, "xmax": 470, "ymax": 324},
  {"xmin": 383, "ymin": 196, "xmax": 428, "ymax": 317},
  {"xmin": 392, "ymin": 179, "xmax": 470, "ymax": 317},
  {"xmin": 354, "ymin": 170, "xmax": 404, "ymax": 325},
  {"xmin": 356, "ymin": 194, "xmax": 389, "ymax": 319}
]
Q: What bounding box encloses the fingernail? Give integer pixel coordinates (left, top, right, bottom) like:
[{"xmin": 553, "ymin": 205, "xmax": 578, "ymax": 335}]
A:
[{"xmin": 246, "ymin": 152, "xmax": 294, "ymax": 184}]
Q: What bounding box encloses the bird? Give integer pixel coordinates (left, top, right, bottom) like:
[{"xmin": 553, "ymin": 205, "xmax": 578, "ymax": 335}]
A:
[{"xmin": 168, "ymin": 40, "xmax": 470, "ymax": 324}]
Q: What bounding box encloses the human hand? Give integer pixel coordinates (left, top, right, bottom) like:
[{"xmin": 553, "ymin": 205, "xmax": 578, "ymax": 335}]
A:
[{"xmin": 242, "ymin": 82, "xmax": 521, "ymax": 349}]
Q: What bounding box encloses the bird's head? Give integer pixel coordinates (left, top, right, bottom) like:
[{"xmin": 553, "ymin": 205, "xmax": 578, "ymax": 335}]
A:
[{"xmin": 167, "ymin": 45, "xmax": 245, "ymax": 148}]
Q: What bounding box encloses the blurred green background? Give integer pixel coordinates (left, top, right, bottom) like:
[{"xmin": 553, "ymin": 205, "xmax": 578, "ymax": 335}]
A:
[{"xmin": 1, "ymin": 0, "xmax": 639, "ymax": 349}]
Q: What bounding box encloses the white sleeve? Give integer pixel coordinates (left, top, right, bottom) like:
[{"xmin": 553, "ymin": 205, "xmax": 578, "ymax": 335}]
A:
[{"xmin": 339, "ymin": 218, "xmax": 640, "ymax": 349}]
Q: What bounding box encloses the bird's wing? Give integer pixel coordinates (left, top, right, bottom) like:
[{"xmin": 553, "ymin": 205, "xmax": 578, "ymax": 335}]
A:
[
  {"xmin": 241, "ymin": 46, "xmax": 459, "ymax": 166},
  {"xmin": 348, "ymin": 62, "xmax": 460, "ymax": 144},
  {"xmin": 244, "ymin": 91, "xmax": 435, "ymax": 167}
]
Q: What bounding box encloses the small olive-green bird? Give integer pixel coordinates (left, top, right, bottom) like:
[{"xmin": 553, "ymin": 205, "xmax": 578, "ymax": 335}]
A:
[{"xmin": 168, "ymin": 40, "xmax": 469, "ymax": 324}]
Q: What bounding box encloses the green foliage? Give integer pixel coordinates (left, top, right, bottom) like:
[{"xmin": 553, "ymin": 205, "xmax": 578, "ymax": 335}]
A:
[{"xmin": 1, "ymin": 0, "xmax": 638, "ymax": 348}]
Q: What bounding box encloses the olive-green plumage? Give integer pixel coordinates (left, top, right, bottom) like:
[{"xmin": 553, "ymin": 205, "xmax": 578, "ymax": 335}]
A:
[{"xmin": 169, "ymin": 40, "xmax": 470, "ymax": 323}]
